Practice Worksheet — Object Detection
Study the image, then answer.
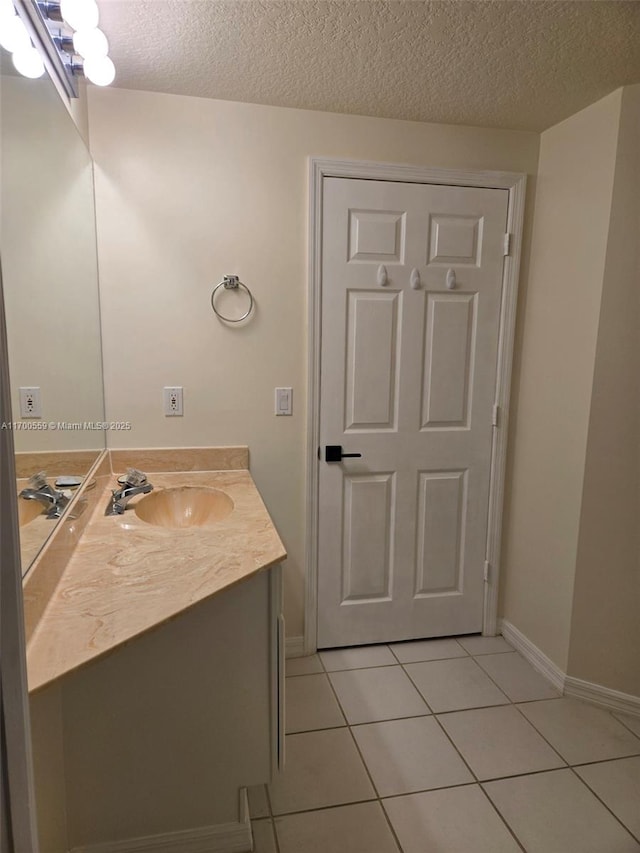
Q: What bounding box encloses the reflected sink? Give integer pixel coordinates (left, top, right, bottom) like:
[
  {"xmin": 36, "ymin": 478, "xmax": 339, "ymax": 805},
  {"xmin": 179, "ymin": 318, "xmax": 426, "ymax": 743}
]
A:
[
  {"xmin": 134, "ymin": 486, "xmax": 234, "ymax": 529},
  {"xmin": 18, "ymin": 498, "xmax": 44, "ymax": 527}
]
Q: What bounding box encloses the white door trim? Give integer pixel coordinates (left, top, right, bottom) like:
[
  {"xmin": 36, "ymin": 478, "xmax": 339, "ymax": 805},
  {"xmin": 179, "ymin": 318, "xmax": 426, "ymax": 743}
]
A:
[{"xmin": 305, "ymin": 157, "xmax": 527, "ymax": 655}]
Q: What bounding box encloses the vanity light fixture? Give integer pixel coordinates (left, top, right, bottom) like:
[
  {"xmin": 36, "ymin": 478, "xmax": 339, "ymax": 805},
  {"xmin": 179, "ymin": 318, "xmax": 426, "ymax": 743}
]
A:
[
  {"xmin": 0, "ymin": 0, "xmax": 116, "ymax": 96},
  {"xmin": 0, "ymin": 0, "xmax": 45, "ymax": 77}
]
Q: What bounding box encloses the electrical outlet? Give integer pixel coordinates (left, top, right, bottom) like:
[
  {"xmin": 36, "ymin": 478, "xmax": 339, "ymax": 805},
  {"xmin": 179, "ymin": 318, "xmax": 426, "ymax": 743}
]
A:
[
  {"xmin": 163, "ymin": 386, "xmax": 183, "ymax": 417},
  {"xmin": 19, "ymin": 387, "xmax": 42, "ymax": 418}
]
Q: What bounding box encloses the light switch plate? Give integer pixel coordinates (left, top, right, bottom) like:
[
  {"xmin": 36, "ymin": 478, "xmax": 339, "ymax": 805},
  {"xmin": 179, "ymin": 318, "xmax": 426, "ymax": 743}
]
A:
[{"xmin": 275, "ymin": 387, "xmax": 292, "ymax": 416}]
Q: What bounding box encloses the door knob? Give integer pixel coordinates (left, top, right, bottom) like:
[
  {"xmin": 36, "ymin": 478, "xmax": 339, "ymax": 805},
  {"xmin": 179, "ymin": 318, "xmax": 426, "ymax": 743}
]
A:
[{"xmin": 325, "ymin": 445, "xmax": 363, "ymax": 463}]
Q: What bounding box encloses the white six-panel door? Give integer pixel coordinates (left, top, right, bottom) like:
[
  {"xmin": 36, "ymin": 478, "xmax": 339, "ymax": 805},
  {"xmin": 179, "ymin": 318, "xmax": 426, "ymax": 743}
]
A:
[{"xmin": 317, "ymin": 177, "xmax": 509, "ymax": 648}]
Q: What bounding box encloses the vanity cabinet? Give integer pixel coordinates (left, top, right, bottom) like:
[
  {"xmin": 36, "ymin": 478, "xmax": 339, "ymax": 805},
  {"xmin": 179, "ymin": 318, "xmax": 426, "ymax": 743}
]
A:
[{"xmin": 30, "ymin": 564, "xmax": 284, "ymax": 853}]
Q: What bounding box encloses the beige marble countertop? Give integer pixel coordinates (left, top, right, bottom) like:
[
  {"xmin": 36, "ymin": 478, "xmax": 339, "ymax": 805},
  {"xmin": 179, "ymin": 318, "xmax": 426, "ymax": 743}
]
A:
[{"xmin": 27, "ymin": 468, "xmax": 286, "ymax": 692}]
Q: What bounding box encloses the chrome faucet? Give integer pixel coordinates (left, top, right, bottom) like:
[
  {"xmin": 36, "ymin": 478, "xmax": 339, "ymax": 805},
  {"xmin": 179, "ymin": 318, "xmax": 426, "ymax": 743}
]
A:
[
  {"xmin": 19, "ymin": 471, "xmax": 69, "ymax": 519},
  {"xmin": 105, "ymin": 468, "xmax": 153, "ymax": 515}
]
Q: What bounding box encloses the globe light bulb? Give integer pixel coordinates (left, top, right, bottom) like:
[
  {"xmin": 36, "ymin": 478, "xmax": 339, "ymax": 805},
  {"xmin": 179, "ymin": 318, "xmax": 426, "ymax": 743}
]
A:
[
  {"xmin": 0, "ymin": 13, "xmax": 30, "ymax": 53},
  {"xmin": 60, "ymin": 0, "xmax": 99, "ymax": 31},
  {"xmin": 83, "ymin": 54, "xmax": 115, "ymax": 86},
  {"xmin": 0, "ymin": 0, "xmax": 16, "ymax": 26},
  {"xmin": 73, "ymin": 26, "xmax": 108, "ymax": 59},
  {"xmin": 12, "ymin": 44, "xmax": 45, "ymax": 78}
]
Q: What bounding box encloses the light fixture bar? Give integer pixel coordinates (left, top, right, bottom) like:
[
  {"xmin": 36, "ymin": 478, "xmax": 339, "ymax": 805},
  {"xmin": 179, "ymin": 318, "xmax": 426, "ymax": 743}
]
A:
[{"xmin": 14, "ymin": 0, "xmax": 78, "ymax": 97}]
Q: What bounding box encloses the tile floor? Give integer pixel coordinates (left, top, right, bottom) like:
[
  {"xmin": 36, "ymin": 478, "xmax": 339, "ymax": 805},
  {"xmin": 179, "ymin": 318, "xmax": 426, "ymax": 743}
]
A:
[{"xmin": 248, "ymin": 636, "xmax": 640, "ymax": 852}]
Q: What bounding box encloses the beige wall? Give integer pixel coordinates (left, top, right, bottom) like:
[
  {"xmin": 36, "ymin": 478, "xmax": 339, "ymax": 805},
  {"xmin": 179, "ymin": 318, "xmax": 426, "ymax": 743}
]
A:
[
  {"xmin": 500, "ymin": 90, "xmax": 622, "ymax": 670},
  {"xmin": 568, "ymin": 85, "xmax": 640, "ymax": 696},
  {"xmin": 87, "ymin": 87, "xmax": 539, "ymax": 635}
]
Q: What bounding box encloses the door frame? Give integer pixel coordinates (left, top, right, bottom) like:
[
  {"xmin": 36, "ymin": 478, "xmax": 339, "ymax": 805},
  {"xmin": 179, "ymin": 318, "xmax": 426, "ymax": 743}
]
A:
[{"xmin": 305, "ymin": 157, "xmax": 527, "ymax": 655}]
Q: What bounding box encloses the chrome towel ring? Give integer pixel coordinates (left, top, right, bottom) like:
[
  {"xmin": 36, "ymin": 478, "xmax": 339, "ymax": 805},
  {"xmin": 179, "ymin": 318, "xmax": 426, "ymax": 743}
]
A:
[{"xmin": 211, "ymin": 275, "xmax": 254, "ymax": 323}]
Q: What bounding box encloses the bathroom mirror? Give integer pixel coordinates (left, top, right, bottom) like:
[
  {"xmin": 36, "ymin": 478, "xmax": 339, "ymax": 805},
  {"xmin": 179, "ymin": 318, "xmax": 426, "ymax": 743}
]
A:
[{"xmin": 0, "ymin": 63, "xmax": 105, "ymax": 575}]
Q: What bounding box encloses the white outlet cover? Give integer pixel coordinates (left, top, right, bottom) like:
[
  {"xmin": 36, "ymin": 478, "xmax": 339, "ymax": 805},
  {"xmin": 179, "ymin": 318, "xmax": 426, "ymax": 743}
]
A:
[
  {"xmin": 163, "ymin": 386, "xmax": 184, "ymax": 416},
  {"xmin": 19, "ymin": 386, "xmax": 42, "ymax": 418}
]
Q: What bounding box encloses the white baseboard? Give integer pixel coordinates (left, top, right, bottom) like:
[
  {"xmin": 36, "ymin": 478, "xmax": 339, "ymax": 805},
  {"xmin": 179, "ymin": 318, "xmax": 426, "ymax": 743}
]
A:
[
  {"xmin": 499, "ymin": 619, "xmax": 566, "ymax": 693},
  {"xmin": 499, "ymin": 619, "xmax": 640, "ymax": 719},
  {"xmin": 285, "ymin": 635, "xmax": 305, "ymax": 658},
  {"xmin": 564, "ymin": 676, "xmax": 640, "ymax": 718},
  {"xmin": 70, "ymin": 789, "xmax": 252, "ymax": 853}
]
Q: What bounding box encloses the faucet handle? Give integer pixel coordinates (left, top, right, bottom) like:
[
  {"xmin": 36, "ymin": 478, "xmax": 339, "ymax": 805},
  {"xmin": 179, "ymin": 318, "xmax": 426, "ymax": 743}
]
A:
[
  {"xmin": 123, "ymin": 468, "xmax": 148, "ymax": 487},
  {"xmin": 28, "ymin": 471, "xmax": 49, "ymax": 489}
]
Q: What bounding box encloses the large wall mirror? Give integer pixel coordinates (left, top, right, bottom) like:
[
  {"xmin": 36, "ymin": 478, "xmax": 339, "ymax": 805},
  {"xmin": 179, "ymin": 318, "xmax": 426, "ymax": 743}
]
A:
[{"xmin": 1, "ymin": 63, "xmax": 105, "ymax": 576}]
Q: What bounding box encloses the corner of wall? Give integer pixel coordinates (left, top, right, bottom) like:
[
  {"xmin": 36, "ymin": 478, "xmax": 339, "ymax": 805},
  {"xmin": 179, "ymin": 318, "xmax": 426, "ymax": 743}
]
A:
[
  {"xmin": 500, "ymin": 88, "xmax": 623, "ymax": 673},
  {"xmin": 567, "ymin": 84, "xmax": 640, "ymax": 697}
]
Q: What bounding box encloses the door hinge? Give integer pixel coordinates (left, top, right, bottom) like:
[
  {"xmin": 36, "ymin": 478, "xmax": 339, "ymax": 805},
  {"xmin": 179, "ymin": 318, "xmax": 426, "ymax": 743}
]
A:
[
  {"xmin": 492, "ymin": 403, "xmax": 500, "ymax": 428},
  {"xmin": 503, "ymin": 233, "xmax": 511, "ymax": 256},
  {"xmin": 484, "ymin": 561, "xmax": 491, "ymax": 584}
]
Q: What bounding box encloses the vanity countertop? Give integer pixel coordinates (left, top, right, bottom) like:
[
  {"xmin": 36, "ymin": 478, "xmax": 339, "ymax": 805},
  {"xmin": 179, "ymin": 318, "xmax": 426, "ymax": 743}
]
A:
[{"xmin": 26, "ymin": 468, "xmax": 286, "ymax": 692}]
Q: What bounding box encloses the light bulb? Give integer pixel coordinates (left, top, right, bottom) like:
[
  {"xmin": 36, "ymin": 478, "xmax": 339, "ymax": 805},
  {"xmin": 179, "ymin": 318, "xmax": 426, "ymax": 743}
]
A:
[
  {"xmin": 73, "ymin": 27, "xmax": 108, "ymax": 59},
  {"xmin": 60, "ymin": 0, "xmax": 99, "ymax": 31},
  {"xmin": 83, "ymin": 54, "xmax": 115, "ymax": 86},
  {"xmin": 0, "ymin": 13, "xmax": 30, "ymax": 53},
  {"xmin": 0, "ymin": 0, "xmax": 16, "ymax": 26},
  {"xmin": 12, "ymin": 45, "xmax": 45, "ymax": 78}
]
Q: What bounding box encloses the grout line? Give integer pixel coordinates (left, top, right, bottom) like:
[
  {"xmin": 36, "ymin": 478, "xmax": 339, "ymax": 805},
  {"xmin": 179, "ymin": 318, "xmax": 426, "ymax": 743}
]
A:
[
  {"xmin": 270, "ymin": 815, "xmax": 282, "ymax": 853},
  {"xmin": 322, "ymin": 663, "xmax": 400, "ymax": 672},
  {"xmin": 569, "ymin": 764, "xmax": 640, "ymax": 845},
  {"xmin": 476, "ymin": 784, "xmax": 528, "ymax": 853},
  {"xmin": 349, "ymin": 711, "xmax": 433, "ymax": 728},
  {"xmin": 322, "ymin": 653, "xmax": 405, "ymax": 852},
  {"xmin": 264, "ymin": 781, "xmax": 275, "ymax": 819},
  {"xmin": 262, "ymin": 787, "xmax": 283, "ymax": 853},
  {"xmin": 571, "ymin": 753, "xmax": 640, "ymax": 769},
  {"xmin": 612, "ymin": 713, "xmax": 640, "ymax": 741},
  {"xmin": 286, "ymin": 723, "xmax": 349, "ymax": 735},
  {"xmin": 276, "ymin": 642, "xmax": 640, "ymax": 850},
  {"xmin": 270, "ymin": 796, "xmax": 380, "ymax": 819},
  {"xmin": 510, "ymin": 703, "xmax": 569, "ymax": 766},
  {"xmin": 284, "ymin": 669, "xmax": 326, "ymax": 679}
]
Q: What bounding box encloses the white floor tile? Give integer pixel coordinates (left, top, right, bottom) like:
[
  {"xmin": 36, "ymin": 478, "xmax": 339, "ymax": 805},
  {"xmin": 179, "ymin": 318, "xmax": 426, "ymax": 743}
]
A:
[
  {"xmin": 329, "ymin": 666, "xmax": 430, "ymax": 724},
  {"xmin": 576, "ymin": 756, "xmax": 640, "ymax": 839},
  {"xmin": 247, "ymin": 784, "xmax": 270, "ymax": 818},
  {"xmin": 383, "ymin": 785, "xmax": 521, "ymax": 853},
  {"xmin": 268, "ymin": 728, "xmax": 375, "ymax": 815},
  {"xmin": 485, "ymin": 768, "xmax": 640, "ymax": 853},
  {"xmin": 275, "ymin": 802, "xmax": 400, "ymax": 853},
  {"xmin": 252, "ymin": 819, "xmax": 278, "ymax": 853},
  {"xmin": 476, "ymin": 651, "xmax": 560, "ymax": 702},
  {"xmin": 518, "ymin": 698, "xmax": 640, "ymax": 764},
  {"xmin": 438, "ymin": 704, "xmax": 565, "ymax": 780},
  {"xmin": 319, "ymin": 644, "xmax": 397, "ymax": 671},
  {"xmin": 389, "ymin": 638, "xmax": 467, "ymax": 663},
  {"xmin": 405, "ymin": 657, "xmax": 509, "ymax": 713},
  {"xmin": 614, "ymin": 712, "xmax": 640, "ymax": 739},
  {"xmin": 286, "ymin": 654, "xmax": 324, "ymax": 676},
  {"xmin": 456, "ymin": 635, "xmax": 514, "ymax": 656},
  {"xmin": 352, "ymin": 716, "xmax": 473, "ymax": 796},
  {"xmin": 285, "ymin": 673, "xmax": 345, "ymax": 733}
]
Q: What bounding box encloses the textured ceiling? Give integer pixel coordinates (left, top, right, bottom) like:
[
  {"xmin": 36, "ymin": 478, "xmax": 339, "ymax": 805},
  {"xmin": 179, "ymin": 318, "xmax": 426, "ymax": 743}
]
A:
[{"xmin": 98, "ymin": 0, "xmax": 640, "ymax": 132}]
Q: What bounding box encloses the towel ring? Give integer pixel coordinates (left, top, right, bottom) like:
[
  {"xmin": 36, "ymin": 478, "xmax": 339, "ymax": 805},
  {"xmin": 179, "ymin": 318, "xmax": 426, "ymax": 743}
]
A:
[{"xmin": 211, "ymin": 275, "xmax": 254, "ymax": 323}]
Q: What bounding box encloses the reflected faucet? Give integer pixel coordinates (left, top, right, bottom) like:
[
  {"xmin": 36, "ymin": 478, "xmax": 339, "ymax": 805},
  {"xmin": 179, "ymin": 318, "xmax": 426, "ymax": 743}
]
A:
[
  {"xmin": 19, "ymin": 471, "xmax": 69, "ymax": 519},
  {"xmin": 105, "ymin": 468, "xmax": 153, "ymax": 516}
]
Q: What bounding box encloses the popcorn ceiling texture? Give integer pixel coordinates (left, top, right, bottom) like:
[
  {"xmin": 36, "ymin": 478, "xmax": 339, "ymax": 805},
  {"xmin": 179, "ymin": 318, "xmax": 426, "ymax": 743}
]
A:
[{"xmin": 98, "ymin": 0, "xmax": 640, "ymax": 131}]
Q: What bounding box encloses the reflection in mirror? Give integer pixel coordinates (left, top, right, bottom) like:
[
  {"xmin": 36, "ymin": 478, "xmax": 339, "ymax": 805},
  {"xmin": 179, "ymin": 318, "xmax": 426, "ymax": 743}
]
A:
[{"xmin": 0, "ymin": 66, "xmax": 105, "ymax": 576}]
